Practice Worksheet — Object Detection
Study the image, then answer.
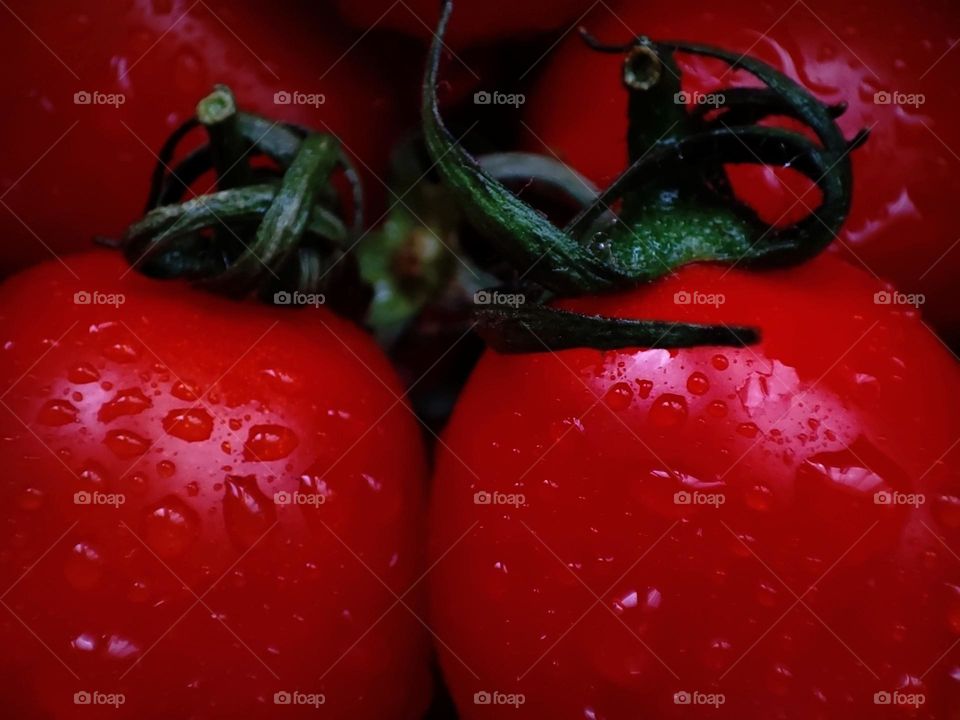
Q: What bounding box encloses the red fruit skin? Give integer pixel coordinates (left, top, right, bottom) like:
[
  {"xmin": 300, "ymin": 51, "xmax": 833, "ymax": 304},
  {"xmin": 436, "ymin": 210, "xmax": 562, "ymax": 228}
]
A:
[
  {"xmin": 334, "ymin": 0, "xmax": 595, "ymax": 48},
  {"xmin": 0, "ymin": 252, "xmax": 431, "ymax": 719},
  {"xmin": 429, "ymin": 254, "xmax": 960, "ymax": 719},
  {"xmin": 523, "ymin": 0, "xmax": 960, "ymax": 342},
  {"xmin": 0, "ymin": 0, "xmax": 400, "ymax": 276}
]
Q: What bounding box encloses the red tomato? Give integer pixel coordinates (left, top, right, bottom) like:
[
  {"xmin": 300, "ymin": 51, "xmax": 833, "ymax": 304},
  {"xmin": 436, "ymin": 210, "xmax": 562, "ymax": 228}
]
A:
[
  {"xmin": 523, "ymin": 0, "xmax": 960, "ymax": 342},
  {"xmin": 334, "ymin": 0, "xmax": 596, "ymax": 48},
  {"xmin": 429, "ymin": 254, "xmax": 960, "ymax": 718},
  {"xmin": 0, "ymin": 1, "xmax": 399, "ymax": 276},
  {"xmin": 0, "ymin": 252, "xmax": 431, "ymax": 719}
]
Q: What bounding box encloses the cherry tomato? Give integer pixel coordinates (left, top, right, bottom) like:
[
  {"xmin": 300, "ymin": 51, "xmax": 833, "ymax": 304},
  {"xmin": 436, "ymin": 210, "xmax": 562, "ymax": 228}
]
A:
[
  {"xmin": 523, "ymin": 0, "xmax": 960, "ymax": 342},
  {"xmin": 0, "ymin": 252, "xmax": 431, "ymax": 719},
  {"xmin": 0, "ymin": 1, "xmax": 399, "ymax": 276},
  {"xmin": 334, "ymin": 0, "xmax": 596, "ymax": 48},
  {"xmin": 429, "ymin": 254, "xmax": 960, "ymax": 718}
]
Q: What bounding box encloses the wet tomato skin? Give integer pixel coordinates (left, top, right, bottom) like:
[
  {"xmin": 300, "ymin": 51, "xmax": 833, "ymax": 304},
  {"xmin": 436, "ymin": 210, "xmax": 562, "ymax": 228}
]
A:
[
  {"xmin": 0, "ymin": 252, "xmax": 431, "ymax": 719},
  {"xmin": 0, "ymin": 0, "xmax": 399, "ymax": 276},
  {"xmin": 523, "ymin": 0, "xmax": 960, "ymax": 342},
  {"xmin": 429, "ymin": 254, "xmax": 960, "ymax": 719}
]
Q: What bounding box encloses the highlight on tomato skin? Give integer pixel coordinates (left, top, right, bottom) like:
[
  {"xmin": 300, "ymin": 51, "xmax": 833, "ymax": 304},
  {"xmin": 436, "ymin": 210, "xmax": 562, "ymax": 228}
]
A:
[
  {"xmin": 0, "ymin": 251, "xmax": 433, "ymax": 720},
  {"xmin": 428, "ymin": 254, "xmax": 960, "ymax": 719},
  {"xmin": 522, "ymin": 0, "xmax": 960, "ymax": 344}
]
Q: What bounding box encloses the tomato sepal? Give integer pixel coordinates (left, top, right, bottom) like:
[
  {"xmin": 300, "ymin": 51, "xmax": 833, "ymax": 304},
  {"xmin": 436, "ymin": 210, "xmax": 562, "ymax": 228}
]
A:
[
  {"xmin": 121, "ymin": 85, "xmax": 369, "ymax": 316},
  {"xmin": 476, "ymin": 302, "xmax": 760, "ymax": 353}
]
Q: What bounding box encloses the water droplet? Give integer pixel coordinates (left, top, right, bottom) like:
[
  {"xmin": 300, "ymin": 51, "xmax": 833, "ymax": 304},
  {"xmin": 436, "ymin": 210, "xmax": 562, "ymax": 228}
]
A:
[
  {"xmin": 143, "ymin": 497, "xmax": 198, "ymax": 558},
  {"xmin": 89, "ymin": 322, "xmax": 118, "ymax": 335},
  {"xmin": 686, "ymin": 372, "xmax": 710, "ymax": 395},
  {"xmin": 98, "ymin": 388, "xmax": 152, "ymax": 422},
  {"xmin": 705, "ymin": 638, "xmax": 733, "ymax": 671},
  {"xmin": 104, "ymin": 429, "xmax": 150, "ymax": 458},
  {"xmin": 104, "ymin": 634, "xmax": 140, "ymax": 660},
  {"xmin": 127, "ymin": 579, "xmax": 149, "ymax": 603},
  {"xmin": 736, "ymin": 422, "xmax": 759, "ymax": 438},
  {"xmin": 299, "ymin": 474, "xmax": 331, "ymax": 504},
  {"xmin": 102, "ymin": 342, "xmax": 140, "ymax": 363},
  {"xmin": 162, "ymin": 407, "xmax": 214, "ymax": 442},
  {"xmin": 171, "ymin": 380, "xmax": 202, "ymax": 401},
  {"xmin": 711, "ymin": 354, "xmax": 729, "ymax": 371},
  {"xmin": 737, "ymin": 361, "xmax": 800, "ymax": 417},
  {"xmin": 933, "ymin": 495, "xmax": 960, "ymax": 529},
  {"xmin": 604, "ymin": 382, "xmax": 633, "ymax": 411},
  {"xmin": 244, "ymin": 424, "xmax": 299, "ymax": 461},
  {"xmin": 71, "ymin": 632, "xmax": 98, "ymax": 653},
  {"xmin": 78, "ymin": 462, "xmax": 109, "ymax": 488},
  {"xmin": 706, "ymin": 400, "xmax": 727, "ymax": 418},
  {"xmin": 548, "ymin": 417, "xmax": 584, "ymax": 442},
  {"xmin": 612, "ymin": 589, "xmax": 638, "ymax": 614},
  {"xmin": 649, "ymin": 394, "xmax": 688, "ymax": 428},
  {"xmin": 767, "ymin": 662, "xmax": 794, "ymax": 695},
  {"xmin": 797, "ymin": 438, "xmax": 906, "ymax": 498},
  {"xmin": 18, "ymin": 487, "xmax": 44, "ymax": 510},
  {"xmin": 635, "ymin": 379, "xmax": 653, "ymax": 399},
  {"xmin": 37, "ymin": 399, "xmax": 78, "ymax": 426},
  {"xmin": 757, "ymin": 582, "xmax": 779, "ymax": 607},
  {"xmin": 746, "ymin": 483, "xmax": 774, "ymax": 511},
  {"xmin": 157, "ymin": 460, "xmax": 176, "ymax": 478},
  {"xmin": 64, "ymin": 542, "xmax": 103, "ymax": 590},
  {"xmin": 260, "ymin": 368, "xmax": 297, "ymax": 391},
  {"xmin": 120, "ymin": 471, "xmax": 146, "ymax": 497},
  {"xmin": 363, "ymin": 473, "xmax": 382, "ymax": 493},
  {"xmin": 68, "ymin": 362, "xmax": 100, "ymax": 384},
  {"xmin": 228, "ymin": 418, "xmax": 242, "ymax": 431},
  {"xmin": 223, "ymin": 475, "xmax": 277, "ymax": 550},
  {"xmin": 946, "ymin": 585, "xmax": 960, "ymax": 634}
]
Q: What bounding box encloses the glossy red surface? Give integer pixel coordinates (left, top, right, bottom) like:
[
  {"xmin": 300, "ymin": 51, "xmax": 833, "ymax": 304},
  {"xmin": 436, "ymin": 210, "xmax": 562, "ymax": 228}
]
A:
[
  {"xmin": 523, "ymin": 0, "xmax": 960, "ymax": 342},
  {"xmin": 429, "ymin": 254, "xmax": 960, "ymax": 718},
  {"xmin": 0, "ymin": 252, "xmax": 431, "ymax": 719}
]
